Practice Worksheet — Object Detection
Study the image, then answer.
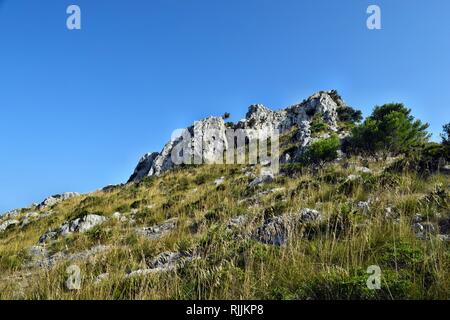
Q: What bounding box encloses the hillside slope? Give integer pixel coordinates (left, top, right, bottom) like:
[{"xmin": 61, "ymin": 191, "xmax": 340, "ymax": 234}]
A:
[{"xmin": 1, "ymin": 91, "xmax": 449, "ymax": 300}]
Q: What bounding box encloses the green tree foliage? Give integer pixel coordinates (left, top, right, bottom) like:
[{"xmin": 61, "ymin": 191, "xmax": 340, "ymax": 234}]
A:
[
  {"xmin": 389, "ymin": 142, "xmax": 446, "ymax": 175},
  {"xmin": 441, "ymin": 123, "xmax": 450, "ymax": 160},
  {"xmin": 441, "ymin": 123, "xmax": 450, "ymax": 146},
  {"xmin": 337, "ymin": 105, "xmax": 363, "ymax": 124},
  {"xmin": 300, "ymin": 134, "xmax": 341, "ymax": 167},
  {"xmin": 349, "ymin": 103, "xmax": 430, "ymax": 158}
]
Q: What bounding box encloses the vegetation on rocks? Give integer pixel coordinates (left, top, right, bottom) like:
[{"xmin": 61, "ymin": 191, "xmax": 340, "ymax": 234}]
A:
[{"xmin": 0, "ymin": 92, "xmax": 448, "ymax": 300}]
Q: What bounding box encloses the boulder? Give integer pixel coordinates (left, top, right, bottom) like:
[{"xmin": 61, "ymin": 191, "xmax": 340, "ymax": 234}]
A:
[
  {"xmin": 38, "ymin": 192, "xmax": 80, "ymax": 209},
  {"xmin": 248, "ymin": 171, "xmax": 274, "ymax": 188},
  {"xmin": 126, "ymin": 251, "xmax": 193, "ymax": 278},
  {"xmin": 252, "ymin": 208, "xmax": 322, "ymax": 245},
  {"xmin": 0, "ymin": 219, "xmax": 19, "ymax": 233},
  {"xmin": 214, "ymin": 177, "xmax": 225, "ymax": 187},
  {"xmin": 355, "ymin": 166, "xmax": 372, "ymax": 174},
  {"xmin": 414, "ymin": 222, "xmax": 437, "ymax": 240},
  {"xmin": 128, "ymin": 117, "xmax": 228, "ymax": 181},
  {"xmin": 299, "ymin": 208, "xmax": 322, "ymax": 222},
  {"xmin": 357, "ymin": 201, "xmax": 370, "ymax": 212},
  {"xmin": 149, "ymin": 251, "xmax": 188, "ymax": 269},
  {"xmin": 27, "ymin": 245, "xmax": 110, "ymax": 268},
  {"xmin": 136, "ymin": 218, "xmax": 178, "ymax": 240},
  {"xmin": 227, "ymin": 215, "xmax": 248, "ymax": 230},
  {"xmin": 112, "ymin": 212, "xmax": 129, "ymax": 223},
  {"xmin": 39, "ymin": 214, "xmax": 107, "ymax": 243},
  {"xmin": 2, "ymin": 209, "xmax": 20, "ymax": 219},
  {"xmin": 73, "ymin": 214, "xmax": 107, "ymax": 233}
]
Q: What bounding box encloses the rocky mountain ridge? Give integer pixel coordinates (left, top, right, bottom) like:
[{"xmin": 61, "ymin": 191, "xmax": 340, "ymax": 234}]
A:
[{"xmin": 129, "ymin": 90, "xmax": 349, "ymax": 183}]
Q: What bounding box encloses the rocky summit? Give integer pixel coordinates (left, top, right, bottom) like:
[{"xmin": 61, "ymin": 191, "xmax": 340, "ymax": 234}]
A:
[
  {"xmin": 0, "ymin": 90, "xmax": 449, "ymax": 300},
  {"xmin": 128, "ymin": 90, "xmax": 347, "ymax": 182}
]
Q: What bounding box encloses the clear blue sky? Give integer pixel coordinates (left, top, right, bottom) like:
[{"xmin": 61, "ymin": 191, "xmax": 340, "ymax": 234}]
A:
[{"xmin": 0, "ymin": 0, "xmax": 449, "ymax": 213}]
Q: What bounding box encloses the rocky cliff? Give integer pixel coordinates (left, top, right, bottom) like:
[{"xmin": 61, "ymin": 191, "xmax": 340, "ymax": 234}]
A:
[{"xmin": 129, "ymin": 90, "xmax": 349, "ymax": 183}]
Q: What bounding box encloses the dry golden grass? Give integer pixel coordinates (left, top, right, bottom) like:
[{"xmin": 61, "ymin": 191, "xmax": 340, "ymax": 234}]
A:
[{"xmin": 0, "ymin": 160, "xmax": 449, "ymax": 300}]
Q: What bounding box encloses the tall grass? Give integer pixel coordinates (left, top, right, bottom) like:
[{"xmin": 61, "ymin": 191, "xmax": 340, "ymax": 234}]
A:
[{"xmin": 0, "ymin": 161, "xmax": 449, "ymax": 300}]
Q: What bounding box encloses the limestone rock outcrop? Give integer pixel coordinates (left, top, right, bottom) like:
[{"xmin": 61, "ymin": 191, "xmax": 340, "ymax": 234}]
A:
[
  {"xmin": 129, "ymin": 90, "xmax": 347, "ymax": 182},
  {"xmin": 38, "ymin": 192, "xmax": 80, "ymax": 209},
  {"xmin": 39, "ymin": 214, "xmax": 107, "ymax": 243}
]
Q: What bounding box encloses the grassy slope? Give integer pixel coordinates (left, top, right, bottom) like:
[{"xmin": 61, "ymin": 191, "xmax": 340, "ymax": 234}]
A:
[{"xmin": 0, "ymin": 159, "xmax": 449, "ymax": 300}]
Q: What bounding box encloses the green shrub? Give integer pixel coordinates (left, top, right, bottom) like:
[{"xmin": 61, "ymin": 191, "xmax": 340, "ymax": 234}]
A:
[
  {"xmin": 441, "ymin": 123, "xmax": 450, "ymax": 147},
  {"xmin": 194, "ymin": 173, "xmax": 212, "ymax": 185},
  {"xmin": 86, "ymin": 225, "xmax": 111, "ymax": 243},
  {"xmin": 114, "ymin": 204, "xmax": 131, "ymax": 213},
  {"xmin": 300, "ymin": 268, "xmax": 414, "ymax": 300},
  {"xmin": 130, "ymin": 199, "xmax": 151, "ymax": 209},
  {"xmin": 310, "ymin": 113, "xmax": 329, "ymax": 135},
  {"xmin": 388, "ymin": 143, "xmax": 447, "ymax": 175},
  {"xmin": 299, "ymin": 134, "xmax": 341, "ymax": 167},
  {"xmin": 379, "ymin": 241, "xmax": 425, "ymax": 269},
  {"xmin": 263, "ymin": 202, "xmax": 289, "ymax": 219},
  {"xmin": 349, "ymin": 103, "xmax": 430, "ymax": 158},
  {"xmin": 441, "ymin": 123, "xmax": 450, "ymax": 160},
  {"xmin": 281, "ymin": 163, "xmax": 306, "ymax": 176}
]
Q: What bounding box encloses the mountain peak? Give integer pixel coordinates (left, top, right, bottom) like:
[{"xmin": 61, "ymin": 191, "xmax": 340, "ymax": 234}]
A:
[{"xmin": 128, "ymin": 90, "xmax": 348, "ymax": 182}]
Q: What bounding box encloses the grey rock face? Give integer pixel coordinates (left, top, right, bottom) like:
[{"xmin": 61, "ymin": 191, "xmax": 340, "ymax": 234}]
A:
[
  {"xmin": 214, "ymin": 177, "xmax": 225, "ymax": 187},
  {"xmin": 126, "ymin": 251, "xmax": 193, "ymax": 278},
  {"xmin": 227, "ymin": 215, "xmax": 248, "ymax": 230},
  {"xmin": 27, "ymin": 245, "xmax": 110, "ymax": 268},
  {"xmin": 128, "ymin": 117, "xmax": 228, "ymax": 181},
  {"xmin": 0, "ymin": 219, "xmax": 20, "ymax": 233},
  {"xmin": 411, "ymin": 217, "xmax": 450, "ymax": 241},
  {"xmin": 238, "ymin": 91, "xmax": 339, "ymax": 138},
  {"xmin": 355, "ymin": 166, "xmax": 372, "ymax": 174},
  {"xmin": 38, "ymin": 192, "xmax": 80, "ymax": 209},
  {"xmin": 149, "ymin": 251, "xmax": 187, "ymax": 269},
  {"xmin": 385, "ymin": 207, "xmax": 396, "ymax": 219},
  {"xmin": 126, "ymin": 268, "xmax": 160, "ymax": 278},
  {"xmin": 357, "ymin": 201, "xmax": 371, "ymax": 212},
  {"xmin": 129, "ymin": 90, "xmax": 345, "ymax": 182},
  {"xmin": 299, "ymin": 208, "xmax": 322, "ymax": 222},
  {"xmin": 38, "ymin": 231, "xmax": 59, "ymax": 243},
  {"xmin": 128, "ymin": 152, "xmax": 159, "ymax": 183},
  {"xmin": 73, "ymin": 214, "xmax": 107, "ymax": 233},
  {"xmin": 136, "ymin": 218, "xmax": 178, "ymax": 240},
  {"xmin": 248, "ymin": 171, "xmax": 274, "ymax": 188},
  {"xmin": 252, "ymin": 208, "xmax": 322, "ymax": 245},
  {"xmin": 39, "ymin": 214, "xmax": 107, "ymax": 243},
  {"xmin": 414, "ymin": 222, "xmax": 437, "ymax": 240},
  {"xmin": 112, "ymin": 211, "xmax": 132, "ymax": 223},
  {"xmin": 252, "ymin": 215, "xmax": 294, "ymax": 246},
  {"xmin": 28, "ymin": 245, "xmax": 48, "ymax": 259},
  {"xmin": 1, "ymin": 209, "xmax": 20, "ymax": 220}
]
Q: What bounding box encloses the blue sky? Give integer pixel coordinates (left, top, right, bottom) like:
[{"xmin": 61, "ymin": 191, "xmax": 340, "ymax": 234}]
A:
[{"xmin": 0, "ymin": 0, "xmax": 449, "ymax": 213}]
